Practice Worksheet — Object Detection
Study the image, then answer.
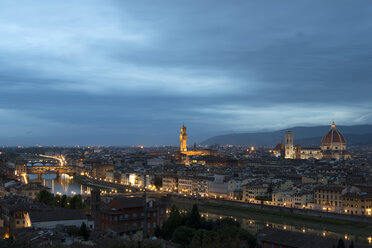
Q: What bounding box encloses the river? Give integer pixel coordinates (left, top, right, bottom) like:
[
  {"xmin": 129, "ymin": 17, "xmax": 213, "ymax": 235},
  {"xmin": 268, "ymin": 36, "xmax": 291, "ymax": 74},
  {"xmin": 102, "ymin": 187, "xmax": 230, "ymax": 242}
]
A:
[
  {"xmin": 28, "ymin": 173, "xmax": 92, "ymax": 196},
  {"xmin": 173, "ymin": 202, "xmax": 372, "ymax": 244},
  {"xmin": 27, "ymin": 175, "xmax": 372, "ymax": 244}
]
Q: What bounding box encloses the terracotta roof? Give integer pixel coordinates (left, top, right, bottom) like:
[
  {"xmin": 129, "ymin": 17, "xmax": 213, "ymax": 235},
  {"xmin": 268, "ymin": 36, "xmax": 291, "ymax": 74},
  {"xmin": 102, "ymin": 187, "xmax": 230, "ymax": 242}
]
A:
[
  {"xmin": 29, "ymin": 209, "xmax": 87, "ymax": 222},
  {"xmin": 108, "ymin": 197, "xmax": 144, "ymax": 209},
  {"xmin": 321, "ymin": 122, "xmax": 346, "ymax": 145},
  {"xmin": 108, "ymin": 224, "xmax": 142, "ymax": 234},
  {"xmin": 342, "ymin": 192, "xmax": 372, "ymax": 199},
  {"xmin": 314, "ymin": 185, "xmax": 345, "ymax": 192}
]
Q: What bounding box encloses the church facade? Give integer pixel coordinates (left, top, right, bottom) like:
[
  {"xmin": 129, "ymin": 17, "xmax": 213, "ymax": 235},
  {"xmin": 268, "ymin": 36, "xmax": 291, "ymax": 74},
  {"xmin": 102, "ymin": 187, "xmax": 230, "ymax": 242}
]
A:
[{"xmin": 284, "ymin": 122, "xmax": 351, "ymax": 160}]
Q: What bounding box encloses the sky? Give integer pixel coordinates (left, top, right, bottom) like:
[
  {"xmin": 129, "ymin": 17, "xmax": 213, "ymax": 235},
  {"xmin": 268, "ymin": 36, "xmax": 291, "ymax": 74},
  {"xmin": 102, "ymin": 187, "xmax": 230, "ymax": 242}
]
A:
[{"xmin": 0, "ymin": 0, "xmax": 372, "ymax": 146}]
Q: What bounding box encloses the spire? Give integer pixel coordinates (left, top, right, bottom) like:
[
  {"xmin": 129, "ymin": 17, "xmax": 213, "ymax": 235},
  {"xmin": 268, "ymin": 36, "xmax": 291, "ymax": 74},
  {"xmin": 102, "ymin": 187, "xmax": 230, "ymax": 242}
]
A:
[{"xmin": 331, "ymin": 120, "xmax": 336, "ymax": 129}]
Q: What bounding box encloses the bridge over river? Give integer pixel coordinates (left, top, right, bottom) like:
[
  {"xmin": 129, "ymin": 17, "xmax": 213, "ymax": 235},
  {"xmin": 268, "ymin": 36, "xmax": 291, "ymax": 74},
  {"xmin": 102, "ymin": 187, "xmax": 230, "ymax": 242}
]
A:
[{"xmin": 24, "ymin": 154, "xmax": 75, "ymax": 180}]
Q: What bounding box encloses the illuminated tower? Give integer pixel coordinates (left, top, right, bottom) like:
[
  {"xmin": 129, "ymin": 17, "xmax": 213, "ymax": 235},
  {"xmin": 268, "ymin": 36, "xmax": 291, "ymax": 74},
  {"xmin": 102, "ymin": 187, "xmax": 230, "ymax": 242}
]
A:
[
  {"xmin": 285, "ymin": 131, "xmax": 294, "ymax": 159},
  {"xmin": 180, "ymin": 124, "xmax": 188, "ymax": 152}
]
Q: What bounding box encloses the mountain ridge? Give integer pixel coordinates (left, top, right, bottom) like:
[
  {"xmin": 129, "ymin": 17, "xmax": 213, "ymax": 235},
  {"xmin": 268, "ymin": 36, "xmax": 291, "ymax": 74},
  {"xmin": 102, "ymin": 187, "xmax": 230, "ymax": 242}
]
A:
[{"xmin": 201, "ymin": 125, "xmax": 372, "ymax": 146}]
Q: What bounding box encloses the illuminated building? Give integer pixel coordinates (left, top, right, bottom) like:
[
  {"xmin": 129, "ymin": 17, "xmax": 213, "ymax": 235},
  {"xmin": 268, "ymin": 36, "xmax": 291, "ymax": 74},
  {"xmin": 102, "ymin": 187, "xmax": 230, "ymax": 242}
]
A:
[
  {"xmin": 180, "ymin": 124, "xmax": 187, "ymax": 152},
  {"xmin": 177, "ymin": 124, "xmax": 216, "ymax": 157},
  {"xmin": 284, "ymin": 121, "xmax": 351, "ymax": 160}
]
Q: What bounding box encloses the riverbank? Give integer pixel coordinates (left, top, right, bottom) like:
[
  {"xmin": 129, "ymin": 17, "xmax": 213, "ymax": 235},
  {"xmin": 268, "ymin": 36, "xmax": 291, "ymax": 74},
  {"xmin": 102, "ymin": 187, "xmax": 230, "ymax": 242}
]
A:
[
  {"xmin": 167, "ymin": 197, "xmax": 372, "ymax": 244},
  {"xmin": 73, "ymin": 175, "xmax": 116, "ymax": 191},
  {"xmin": 165, "ymin": 195, "xmax": 372, "ymax": 228}
]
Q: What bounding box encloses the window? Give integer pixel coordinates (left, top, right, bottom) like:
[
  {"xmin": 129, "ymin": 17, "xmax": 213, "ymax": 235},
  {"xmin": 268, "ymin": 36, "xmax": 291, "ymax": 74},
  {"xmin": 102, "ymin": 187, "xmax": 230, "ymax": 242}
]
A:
[
  {"xmin": 125, "ymin": 214, "xmax": 128, "ymax": 218},
  {"xmin": 133, "ymin": 213, "xmax": 137, "ymax": 218}
]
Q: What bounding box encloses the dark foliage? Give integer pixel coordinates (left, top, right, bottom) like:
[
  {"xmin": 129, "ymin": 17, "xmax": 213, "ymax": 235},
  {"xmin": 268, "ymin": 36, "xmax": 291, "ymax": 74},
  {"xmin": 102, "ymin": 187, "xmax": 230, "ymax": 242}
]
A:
[
  {"xmin": 185, "ymin": 204, "xmax": 201, "ymax": 229},
  {"xmin": 158, "ymin": 204, "xmax": 257, "ymax": 248},
  {"xmin": 337, "ymin": 238, "xmax": 345, "ymax": 248},
  {"xmin": 79, "ymin": 222, "xmax": 90, "ymax": 241},
  {"xmin": 36, "ymin": 189, "xmax": 88, "ymax": 211}
]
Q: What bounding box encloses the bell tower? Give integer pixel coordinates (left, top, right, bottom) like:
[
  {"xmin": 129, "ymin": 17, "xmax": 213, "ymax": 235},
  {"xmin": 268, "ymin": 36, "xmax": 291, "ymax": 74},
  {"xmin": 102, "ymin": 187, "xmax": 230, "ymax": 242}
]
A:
[
  {"xmin": 285, "ymin": 131, "xmax": 294, "ymax": 159},
  {"xmin": 180, "ymin": 124, "xmax": 187, "ymax": 152}
]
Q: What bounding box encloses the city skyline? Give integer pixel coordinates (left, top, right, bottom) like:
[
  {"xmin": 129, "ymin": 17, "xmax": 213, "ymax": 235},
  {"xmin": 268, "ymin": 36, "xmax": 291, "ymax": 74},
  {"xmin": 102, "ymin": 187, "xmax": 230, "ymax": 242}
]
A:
[{"xmin": 1, "ymin": 0, "xmax": 372, "ymax": 145}]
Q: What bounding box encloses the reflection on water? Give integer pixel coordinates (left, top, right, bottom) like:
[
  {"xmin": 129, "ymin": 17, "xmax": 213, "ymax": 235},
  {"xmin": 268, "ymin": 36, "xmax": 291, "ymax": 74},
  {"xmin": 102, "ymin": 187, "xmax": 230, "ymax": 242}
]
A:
[
  {"xmin": 172, "ymin": 206, "xmax": 372, "ymax": 244},
  {"xmin": 28, "ymin": 173, "xmax": 91, "ymax": 196},
  {"xmin": 200, "ymin": 211, "xmax": 372, "ymax": 244}
]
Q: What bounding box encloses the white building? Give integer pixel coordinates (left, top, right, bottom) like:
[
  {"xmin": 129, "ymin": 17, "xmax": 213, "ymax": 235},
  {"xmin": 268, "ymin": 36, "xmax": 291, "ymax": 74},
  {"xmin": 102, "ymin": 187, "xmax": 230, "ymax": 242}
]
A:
[
  {"xmin": 208, "ymin": 175, "xmax": 228, "ymax": 199},
  {"xmin": 162, "ymin": 176, "xmax": 178, "ymax": 192}
]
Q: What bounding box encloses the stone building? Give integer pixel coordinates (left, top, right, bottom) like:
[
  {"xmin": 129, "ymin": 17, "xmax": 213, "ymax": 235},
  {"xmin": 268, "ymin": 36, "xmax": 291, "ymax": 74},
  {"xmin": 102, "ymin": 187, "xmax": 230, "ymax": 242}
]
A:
[
  {"xmin": 284, "ymin": 121, "xmax": 351, "ymax": 160},
  {"xmin": 99, "ymin": 197, "xmax": 166, "ymax": 235}
]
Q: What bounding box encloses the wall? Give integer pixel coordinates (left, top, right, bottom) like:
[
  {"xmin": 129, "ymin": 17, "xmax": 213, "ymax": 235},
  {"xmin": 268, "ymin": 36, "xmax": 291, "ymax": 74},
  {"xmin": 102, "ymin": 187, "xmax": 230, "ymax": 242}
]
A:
[{"xmin": 32, "ymin": 219, "xmax": 88, "ymax": 229}]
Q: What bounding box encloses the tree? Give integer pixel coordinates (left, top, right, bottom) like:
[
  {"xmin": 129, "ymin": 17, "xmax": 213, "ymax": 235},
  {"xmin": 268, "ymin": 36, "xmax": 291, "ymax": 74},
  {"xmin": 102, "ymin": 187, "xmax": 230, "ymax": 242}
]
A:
[
  {"xmin": 190, "ymin": 229, "xmax": 217, "ymax": 248},
  {"xmin": 186, "ymin": 204, "xmax": 201, "ymax": 229},
  {"xmin": 60, "ymin": 195, "xmax": 68, "ymax": 208},
  {"xmin": 349, "ymin": 241, "xmax": 354, "ymax": 248},
  {"xmin": 152, "ymin": 176, "xmax": 162, "ymax": 189},
  {"xmin": 337, "ymin": 238, "xmax": 345, "ymax": 248},
  {"xmin": 69, "ymin": 195, "xmax": 83, "ymax": 209},
  {"xmin": 37, "ymin": 189, "xmax": 55, "ymax": 205},
  {"xmin": 79, "ymin": 222, "xmax": 90, "ymax": 241},
  {"xmin": 153, "ymin": 226, "xmax": 163, "ymax": 238},
  {"xmin": 171, "ymin": 226, "xmax": 195, "ymax": 247},
  {"xmin": 162, "ymin": 205, "xmax": 182, "ymax": 239}
]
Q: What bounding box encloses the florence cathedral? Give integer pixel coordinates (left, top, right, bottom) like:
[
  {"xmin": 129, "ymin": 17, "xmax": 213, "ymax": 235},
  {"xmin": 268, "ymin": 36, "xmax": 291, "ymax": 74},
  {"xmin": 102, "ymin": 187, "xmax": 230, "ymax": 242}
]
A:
[{"xmin": 283, "ymin": 121, "xmax": 351, "ymax": 160}]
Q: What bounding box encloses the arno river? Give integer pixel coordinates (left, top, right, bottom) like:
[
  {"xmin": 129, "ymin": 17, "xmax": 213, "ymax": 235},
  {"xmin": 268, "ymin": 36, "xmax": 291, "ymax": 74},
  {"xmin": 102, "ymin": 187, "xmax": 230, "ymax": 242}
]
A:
[
  {"xmin": 197, "ymin": 210, "xmax": 372, "ymax": 244},
  {"xmin": 29, "ymin": 173, "xmax": 91, "ymax": 196},
  {"xmin": 173, "ymin": 203, "xmax": 372, "ymax": 244},
  {"xmin": 29, "ymin": 174, "xmax": 372, "ymax": 244}
]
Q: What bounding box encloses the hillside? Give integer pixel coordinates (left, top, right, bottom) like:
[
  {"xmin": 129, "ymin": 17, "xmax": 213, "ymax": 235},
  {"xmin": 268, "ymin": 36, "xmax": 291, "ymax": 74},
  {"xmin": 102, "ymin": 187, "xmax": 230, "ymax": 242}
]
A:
[{"xmin": 201, "ymin": 125, "xmax": 372, "ymax": 146}]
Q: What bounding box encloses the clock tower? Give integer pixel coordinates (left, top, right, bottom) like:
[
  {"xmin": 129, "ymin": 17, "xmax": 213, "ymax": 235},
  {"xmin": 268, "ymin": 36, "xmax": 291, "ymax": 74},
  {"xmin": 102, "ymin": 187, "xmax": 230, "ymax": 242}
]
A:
[{"xmin": 180, "ymin": 124, "xmax": 187, "ymax": 152}]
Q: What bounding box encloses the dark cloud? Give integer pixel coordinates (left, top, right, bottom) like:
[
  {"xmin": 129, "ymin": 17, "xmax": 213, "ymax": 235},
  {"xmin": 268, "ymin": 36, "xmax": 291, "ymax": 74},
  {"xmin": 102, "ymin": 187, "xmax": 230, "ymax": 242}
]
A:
[{"xmin": 0, "ymin": 0, "xmax": 371, "ymax": 145}]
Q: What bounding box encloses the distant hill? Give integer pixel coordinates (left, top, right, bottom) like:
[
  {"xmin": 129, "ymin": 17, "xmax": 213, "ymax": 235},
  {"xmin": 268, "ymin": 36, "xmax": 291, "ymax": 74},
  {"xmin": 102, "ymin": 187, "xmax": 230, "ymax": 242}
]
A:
[{"xmin": 201, "ymin": 125, "xmax": 372, "ymax": 146}]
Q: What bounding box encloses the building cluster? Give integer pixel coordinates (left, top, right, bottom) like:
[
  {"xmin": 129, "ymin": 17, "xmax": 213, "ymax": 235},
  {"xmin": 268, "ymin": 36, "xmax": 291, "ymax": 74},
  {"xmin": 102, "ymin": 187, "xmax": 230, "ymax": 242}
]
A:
[
  {"xmin": 0, "ymin": 150, "xmax": 167, "ymax": 245},
  {"xmin": 0, "ymin": 187, "xmax": 165, "ymax": 246},
  {"xmin": 0, "ymin": 121, "xmax": 371, "ymax": 245},
  {"xmin": 281, "ymin": 122, "xmax": 351, "ymax": 160}
]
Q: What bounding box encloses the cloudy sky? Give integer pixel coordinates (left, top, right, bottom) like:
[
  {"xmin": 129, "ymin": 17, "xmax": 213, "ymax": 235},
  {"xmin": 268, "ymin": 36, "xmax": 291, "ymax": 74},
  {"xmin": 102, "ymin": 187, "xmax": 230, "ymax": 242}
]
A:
[{"xmin": 0, "ymin": 0, "xmax": 372, "ymax": 146}]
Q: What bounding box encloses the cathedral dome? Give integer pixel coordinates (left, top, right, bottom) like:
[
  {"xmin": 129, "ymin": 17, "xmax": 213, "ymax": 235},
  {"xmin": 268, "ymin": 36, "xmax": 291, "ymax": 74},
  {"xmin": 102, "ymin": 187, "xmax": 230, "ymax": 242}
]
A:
[{"xmin": 321, "ymin": 122, "xmax": 346, "ymax": 150}]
